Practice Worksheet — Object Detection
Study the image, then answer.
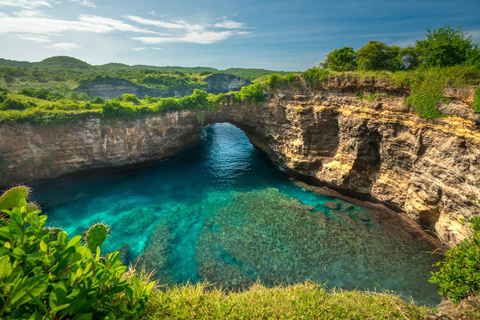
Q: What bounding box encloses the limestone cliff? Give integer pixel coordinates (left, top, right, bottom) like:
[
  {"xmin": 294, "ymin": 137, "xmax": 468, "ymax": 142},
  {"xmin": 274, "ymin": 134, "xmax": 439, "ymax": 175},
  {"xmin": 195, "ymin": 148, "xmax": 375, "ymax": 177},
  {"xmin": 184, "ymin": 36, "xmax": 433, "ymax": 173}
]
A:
[{"xmin": 0, "ymin": 77, "xmax": 479, "ymax": 247}]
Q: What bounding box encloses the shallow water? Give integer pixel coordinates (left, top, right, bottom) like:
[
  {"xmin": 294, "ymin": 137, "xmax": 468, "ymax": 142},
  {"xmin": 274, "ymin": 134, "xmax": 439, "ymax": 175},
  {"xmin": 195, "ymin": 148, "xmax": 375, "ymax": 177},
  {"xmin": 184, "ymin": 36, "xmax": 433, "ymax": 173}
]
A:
[{"xmin": 33, "ymin": 123, "xmax": 441, "ymax": 305}]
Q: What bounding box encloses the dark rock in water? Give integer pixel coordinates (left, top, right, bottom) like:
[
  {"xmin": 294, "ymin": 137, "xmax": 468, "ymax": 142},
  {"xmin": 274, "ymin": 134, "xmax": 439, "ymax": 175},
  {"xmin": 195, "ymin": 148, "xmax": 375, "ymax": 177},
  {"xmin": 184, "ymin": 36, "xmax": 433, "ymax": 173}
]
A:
[
  {"xmin": 305, "ymin": 205, "xmax": 315, "ymax": 211},
  {"xmin": 342, "ymin": 203, "xmax": 354, "ymax": 211},
  {"xmin": 203, "ymin": 74, "xmax": 252, "ymax": 94},
  {"xmin": 323, "ymin": 201, "xmax": 339, "ymax": 210},
  {"xmin": 349, "ymin": 211, "xmax": 371, "ymax": 222}
]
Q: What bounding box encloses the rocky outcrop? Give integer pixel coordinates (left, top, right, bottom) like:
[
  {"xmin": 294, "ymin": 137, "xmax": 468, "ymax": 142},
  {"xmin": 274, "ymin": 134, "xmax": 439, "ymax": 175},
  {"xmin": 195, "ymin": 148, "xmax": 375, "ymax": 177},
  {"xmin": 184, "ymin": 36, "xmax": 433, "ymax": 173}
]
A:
[
  {"xmin": 203, "ymin": 74, "xmax": 252, "ymax": 94},
  {"xmin": 74, "ymin": 78, "xmax": 194, "ymax": 99},
  {"xmin": 0, "ymin": 76, "xmax": 479, "ymax": 247},
  {"xmin": 0, "ymin": 110, "xmax": 202, "ymax": 183}
]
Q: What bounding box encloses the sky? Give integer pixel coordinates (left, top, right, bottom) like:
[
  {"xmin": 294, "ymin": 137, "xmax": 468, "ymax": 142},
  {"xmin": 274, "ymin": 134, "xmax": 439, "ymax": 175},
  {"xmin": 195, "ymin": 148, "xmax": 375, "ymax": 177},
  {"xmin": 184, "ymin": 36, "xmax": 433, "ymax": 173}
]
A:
[{"xmin": 0, "ymin": 0, "xmax": 479, "ymax": 71}]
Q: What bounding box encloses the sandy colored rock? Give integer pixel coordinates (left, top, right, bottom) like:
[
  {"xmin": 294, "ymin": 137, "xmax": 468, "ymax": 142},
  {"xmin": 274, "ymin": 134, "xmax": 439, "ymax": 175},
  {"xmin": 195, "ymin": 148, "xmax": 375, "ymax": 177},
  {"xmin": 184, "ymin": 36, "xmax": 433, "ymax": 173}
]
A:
[{"xmin": 1, "ymin": 77, "xmax": 479, "ymax": 247}]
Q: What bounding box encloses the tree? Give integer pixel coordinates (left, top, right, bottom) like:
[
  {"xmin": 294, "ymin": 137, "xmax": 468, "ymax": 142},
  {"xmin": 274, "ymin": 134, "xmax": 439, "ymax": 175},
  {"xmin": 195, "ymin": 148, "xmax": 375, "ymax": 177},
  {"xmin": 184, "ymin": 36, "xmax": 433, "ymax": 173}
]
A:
[
  {"xmin": 399, "ymin": 46, "xmax": 420, "ymax": 70},
  {"xmin": 320, "ymin": 47, "xmax": 357, "ymax": 71},
  {"xmin": 415, "ymin": 26, "xmax": 474, "ymax": 68},
  {"xmin": 356, "ymin": 41, "xmax": 403, "ymax": 71}
]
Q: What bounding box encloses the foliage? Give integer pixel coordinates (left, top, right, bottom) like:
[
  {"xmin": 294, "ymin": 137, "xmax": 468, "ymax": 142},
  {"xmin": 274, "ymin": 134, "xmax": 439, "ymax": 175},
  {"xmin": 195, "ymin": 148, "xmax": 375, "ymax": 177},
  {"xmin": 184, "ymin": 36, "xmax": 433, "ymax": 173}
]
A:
[
  {"xmin": 35, "ymin": 56, "xmax": 92, "ymax": 69},
  {"xmin": 320, "ymin": 47, "xmax": 357, "ymax": 71},
  {"xmin": 101, "ymin": 101, "xmax": 151, "ymax": 119},
  {"xmin": 429, "ymin": 217, "xmax": 480, "ymax": 304},
  {"xmin": 19, "ymin": 88, "xmax": 64, "ymax": 101},
  {"xmin": 0, "ymin": 186, "xmax": 155, "ymax": 319},
  {"xmin": 416, "ymin": 26, "xmax": 477, "ymax": 68},
  {"xmin": 91, "ymin": 96, "xmax": 106, "ymax": 104},
  {"xmin": 0, "ymin": 89, "xmax": 7, "ymax": 103},
  {"xmin": 302, "ymin": 67, "xmax": 330, "ymax": 87},
  {"xmin": 234, "ymin": 84, "xmax": 265, "ymax": 104},
  {"xmin": 1, "ymin": 98, "xmax": 34, "ymax": 111},
  {"xmin": 472, "ymin": 88, "xmax": 480, "ymax": 113},
  {"xmin": 356, "ymin": 41, "xmax": 404, "ymax": 72},
  {"xmin": 400, "ymin": 70, "xmax": 446, "ymax": 119},
  {"xmin": 122, "ymin": 94, "xmax": 140, "ymax": 105},
  {"xmin": 146, "ymin": 282, "xmax": 430, "ymax": 320}
]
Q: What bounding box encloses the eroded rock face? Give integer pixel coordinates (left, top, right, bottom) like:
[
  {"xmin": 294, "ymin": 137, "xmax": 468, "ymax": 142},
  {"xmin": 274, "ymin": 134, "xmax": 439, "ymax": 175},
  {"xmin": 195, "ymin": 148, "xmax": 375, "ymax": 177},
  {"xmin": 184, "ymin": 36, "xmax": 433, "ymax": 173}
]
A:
[
  {"xmin": 74, "ymin": 78, "xmax": 194, "ymax": 99},
  {"xmin": 0, "ymin": 77, "xmax": 478, "ymax": 247},
  {"xmin": 203, "ymin": 74, "xmax": 252, "ymax": 94},
  {"xmin": 206, "ymin": 78, "xmax": 480, "ymax": 248},
  {"xmin": 0, "ymin": 110, "xmax": 202, "ymax": 183}
]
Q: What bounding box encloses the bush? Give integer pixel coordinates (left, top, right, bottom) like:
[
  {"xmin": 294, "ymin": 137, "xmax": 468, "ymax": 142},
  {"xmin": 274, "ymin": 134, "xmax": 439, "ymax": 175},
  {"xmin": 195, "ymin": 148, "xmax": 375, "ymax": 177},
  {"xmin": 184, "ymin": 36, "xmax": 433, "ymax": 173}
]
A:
[
  {"xmin": 0, "ymin": 91, "xmax": 7, "ymax": 103},
  {"xmin": 429, "ymin": 217, "xmax": 480, "ymax": 304},
  {"xmin": 302, "ymin": 67, "xmax": 330, "ymax": 87},
  {"xmin": 234, "ymin": 84, "xmax": 265, "ymax": 104},
  {"xmin": 472, "ymin": 88, "xmax": 480, "ymax": 113},
  {"xmin": 122, "ymin": 94, "xmax": 140, "ymax": 105},
  {"xmin": 91, "ymin": 96, "xmax": 105, "ymax": 104},
  {"xmin": 0, "ymin": 98, "xmax": 33, "ymax": 111},
  {"xmin": 0, "ymin": 186, "xmax": 155, "ymax": 319},
  {"xmin": 101, "ymin": 101, "xmax": 151, "ymax": 119}
]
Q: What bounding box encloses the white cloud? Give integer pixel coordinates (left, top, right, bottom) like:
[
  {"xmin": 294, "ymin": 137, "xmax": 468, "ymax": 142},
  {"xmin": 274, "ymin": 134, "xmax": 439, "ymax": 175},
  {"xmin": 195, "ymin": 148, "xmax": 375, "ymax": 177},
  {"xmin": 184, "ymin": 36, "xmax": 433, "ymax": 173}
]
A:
[
  {"xmin": 126, "ymin": 15, "xmax": 204, "ymax": 31},
  {"xmin": 13, "ymin": 9, "xmax": 45, "ymax": 17},
  {"xmin": 71, "ymin": 0, "xmax": 96, "ymax": 8},
  {"xmin": 0, "ymin": 14, "xmax": 163, "ymax": 35},
  {"xmin": 152, "ymin": 47, "xmax": 163, "ymax": 50},
  {"xmin": 0, "ymin": 0, "xmax": 52, "ymax": 8},
  {"xmin": 48, "ymin": 42, "xmax": 80, "ymax": 50},
  {"xmin": 133, "ymin": 30, "xmax": 237, "ymax": 44},
  {"xmin": 133, "ymin": 47, "xmax": 145, "ymax": 51},
  {"xmin": 214, "ymin": 20, "xmax": 245, "ymax": 29},
  {"xmin": 17, "ymin": 34, "xmax": 50, "ymax": 42}
]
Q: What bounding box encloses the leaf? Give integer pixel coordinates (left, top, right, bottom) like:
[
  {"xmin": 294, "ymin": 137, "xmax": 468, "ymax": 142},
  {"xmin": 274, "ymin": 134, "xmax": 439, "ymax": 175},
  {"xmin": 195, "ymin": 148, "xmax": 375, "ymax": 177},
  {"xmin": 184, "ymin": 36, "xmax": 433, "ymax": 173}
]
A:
[
  {"xmin": 67, "ymin": 235, "xmax": 82, "ymax": 248},
  {"xmin": 40, "ymin": 240, "xmax": 48, "ymax": 253},
  {"xmin": 75, "ymin": 313, "xmax": 93, "ymax": 320},
  {"xmin": 8, "ymin": 274, "xmax": 48, "ymax": 309},
  {"xmin": 0, "ymin": 255, "xmax": 12, "ymax": 278}
]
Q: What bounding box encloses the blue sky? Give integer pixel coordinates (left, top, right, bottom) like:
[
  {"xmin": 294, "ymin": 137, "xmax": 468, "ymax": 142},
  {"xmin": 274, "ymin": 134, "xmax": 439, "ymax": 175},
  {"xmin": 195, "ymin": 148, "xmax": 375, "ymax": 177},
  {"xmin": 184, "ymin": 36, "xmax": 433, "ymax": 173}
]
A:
[{"xmin": 0, "ymin": 0, "xmax": 479, "ymax": 70}]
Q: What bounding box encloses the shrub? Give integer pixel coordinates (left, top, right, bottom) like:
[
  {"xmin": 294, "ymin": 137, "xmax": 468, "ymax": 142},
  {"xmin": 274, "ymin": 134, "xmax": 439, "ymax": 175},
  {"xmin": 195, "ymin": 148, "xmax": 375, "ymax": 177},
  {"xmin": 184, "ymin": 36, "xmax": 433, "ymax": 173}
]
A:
[
  {"xmin": 0, "ymin": 98, "xmax": 33, "ymax": 111},
  {"xmin": 91, "ymin": 96, "xmax": 106, "ymax": 104},
  {"xmin": 472, "ymin": 88, "xmax": 480, "ymax": 113},
  {"xmin": 234, "ymin": 84, "xmax": 265, "ymax": 104},
  {"xmin": 101, "ymin": 101, "xmax": 151, "ymax": 119},
  {"xmin": 302, "ymin": 67, "xmax": 330, "ymax": 87},
  {"xmin": 122, "ymin": 94, "xmax": 140, "ymax": 105},
  {"xmin": 429, "ymin": 217, "xmax": 480, "ymax": 304},
  {"xmin": 0, "ymin": 91, "xmax": 6, "ymax": 103},
  {"xmin": 0, "ymin": 186, "xmax": 155, "ymax": 319}
]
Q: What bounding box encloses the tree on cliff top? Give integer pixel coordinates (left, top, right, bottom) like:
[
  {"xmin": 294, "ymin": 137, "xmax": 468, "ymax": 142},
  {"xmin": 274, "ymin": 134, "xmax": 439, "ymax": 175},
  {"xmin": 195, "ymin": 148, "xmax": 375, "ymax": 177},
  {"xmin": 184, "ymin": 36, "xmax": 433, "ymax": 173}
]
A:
[
  {"xmin": 415, "ymin": 26, "xmax": 476, "ymax": 68},
  {"xmin": 320, "ymin": 47, "xmax": 357, "ymax": 71}
]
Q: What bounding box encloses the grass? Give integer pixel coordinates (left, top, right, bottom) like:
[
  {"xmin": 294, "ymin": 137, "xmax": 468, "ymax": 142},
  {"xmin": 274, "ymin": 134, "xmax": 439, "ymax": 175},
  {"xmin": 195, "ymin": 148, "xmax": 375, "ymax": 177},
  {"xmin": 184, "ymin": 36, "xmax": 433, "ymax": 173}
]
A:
[{"xmin": 145, "ymin": 282, "xmax": 431, "ymax": 320}]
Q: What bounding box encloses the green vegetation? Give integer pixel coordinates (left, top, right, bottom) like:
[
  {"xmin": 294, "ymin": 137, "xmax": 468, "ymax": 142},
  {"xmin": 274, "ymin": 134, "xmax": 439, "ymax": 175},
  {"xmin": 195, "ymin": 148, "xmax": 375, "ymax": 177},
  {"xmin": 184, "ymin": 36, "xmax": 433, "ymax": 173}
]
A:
[
  {"xmin": 146, "ymin": 282, "xmax": 429, "ymax": 320},
  {"xmin": 320, "ymin": 26, "xmax": 479, "ymax": 72},
  {"xmin": 473, "ymin": 88, "xmax": 480, "ymax": 112},
  {"xmin": 234, "ymin": 83, "xmax": 265, "ymax": 104},
  {"xmin": 429, "ymin": 217, "xmax": 480, "ymax": 304},
  {"xmin": 0, "ymin": 186, "xmax": 154, "ymax": 319}
]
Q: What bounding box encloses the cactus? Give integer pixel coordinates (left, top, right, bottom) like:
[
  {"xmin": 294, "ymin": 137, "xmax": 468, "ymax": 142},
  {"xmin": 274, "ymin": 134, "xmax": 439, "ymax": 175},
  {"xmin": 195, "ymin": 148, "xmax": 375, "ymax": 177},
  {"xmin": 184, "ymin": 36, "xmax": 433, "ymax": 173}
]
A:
[
  {"xmin": 86, "ymin": 223, "xmax": 109, "ymax": 252},
  {"xmin": 0, "ymin": 186, "xmax": 30, "ymax": 211}
]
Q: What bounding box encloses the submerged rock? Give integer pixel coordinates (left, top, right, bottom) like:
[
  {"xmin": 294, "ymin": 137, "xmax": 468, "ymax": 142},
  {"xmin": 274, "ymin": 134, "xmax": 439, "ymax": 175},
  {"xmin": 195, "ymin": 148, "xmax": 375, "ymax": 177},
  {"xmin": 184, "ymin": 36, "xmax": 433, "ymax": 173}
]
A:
[{"xmin": 323, "ymin": 201, "xmax": 339, "ymax": 210}]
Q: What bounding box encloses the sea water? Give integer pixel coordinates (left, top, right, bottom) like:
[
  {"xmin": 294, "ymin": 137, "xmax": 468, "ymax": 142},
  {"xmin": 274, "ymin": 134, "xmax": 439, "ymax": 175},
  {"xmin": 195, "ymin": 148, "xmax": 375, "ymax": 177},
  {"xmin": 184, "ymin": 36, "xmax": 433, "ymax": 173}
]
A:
[{"xmin": 32, "ymin": 123, "xmax": 441, "ymax": 305}]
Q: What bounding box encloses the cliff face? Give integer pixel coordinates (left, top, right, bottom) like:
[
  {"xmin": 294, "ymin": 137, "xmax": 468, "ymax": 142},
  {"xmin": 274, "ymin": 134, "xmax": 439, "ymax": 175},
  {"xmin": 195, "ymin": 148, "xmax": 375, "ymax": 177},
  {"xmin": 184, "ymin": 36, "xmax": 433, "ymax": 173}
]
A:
[
  {"xmin": 207, "ymin": 78, "xmax": 480, "ymax": 248},
  {"xmin": 0, "ymin": 111, "xmax": 202, "ymax": 183},
  {"xmin": 74, "ymin": 78, "xmax": 195, "ymax": 99},
  {"xmin": 203, "ymin": 74, "xmax": 252, "ymax": 94},
  {"xmin": 0, "ymin": 78, "xmax": 478, "ymax": 247}
]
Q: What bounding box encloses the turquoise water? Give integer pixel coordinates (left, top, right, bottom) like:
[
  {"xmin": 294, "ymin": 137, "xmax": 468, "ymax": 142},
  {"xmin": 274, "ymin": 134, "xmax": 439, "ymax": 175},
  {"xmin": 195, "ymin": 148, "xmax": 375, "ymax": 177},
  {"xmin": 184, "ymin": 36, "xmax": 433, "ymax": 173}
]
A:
[{"xmin": 32, "ymin": 123, "xmax": 441, "ymax": 305}]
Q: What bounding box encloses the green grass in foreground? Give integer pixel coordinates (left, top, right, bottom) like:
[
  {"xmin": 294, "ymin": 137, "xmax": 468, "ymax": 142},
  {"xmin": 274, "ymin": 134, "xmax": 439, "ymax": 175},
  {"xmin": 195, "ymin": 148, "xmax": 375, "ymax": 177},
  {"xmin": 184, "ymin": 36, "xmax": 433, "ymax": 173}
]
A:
[{"xmin": 146, "ymin": 282, "xmax": 431, "ymax": 320}]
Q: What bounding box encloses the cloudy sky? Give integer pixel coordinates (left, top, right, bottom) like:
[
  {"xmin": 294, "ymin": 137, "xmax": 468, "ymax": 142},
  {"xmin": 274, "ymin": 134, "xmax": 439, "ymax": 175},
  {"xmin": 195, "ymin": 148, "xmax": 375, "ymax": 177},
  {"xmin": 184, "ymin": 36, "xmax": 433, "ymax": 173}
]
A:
[{"xmin": 0, "ymin": 0, "xmax": 479, "ymax": 70}]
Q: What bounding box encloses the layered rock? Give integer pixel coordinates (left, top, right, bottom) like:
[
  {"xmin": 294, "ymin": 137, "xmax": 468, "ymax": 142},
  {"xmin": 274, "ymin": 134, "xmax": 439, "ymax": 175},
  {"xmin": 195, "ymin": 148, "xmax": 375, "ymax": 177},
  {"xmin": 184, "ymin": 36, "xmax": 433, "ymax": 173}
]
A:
[
  {"xmin": 203, "ymin": 74, "xmax": 252, "ymax": 94},
  {"xmin": 0, "ymin": 110, "xmax": 201, "ymax": 183},
  {"xmin": 0, "ymin": 77, "xmax": 479, "ymax": 247}
]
